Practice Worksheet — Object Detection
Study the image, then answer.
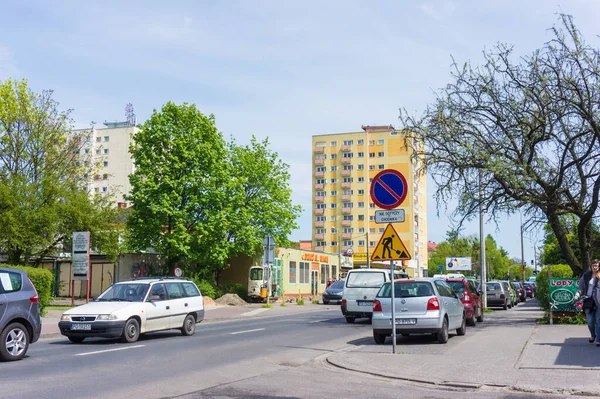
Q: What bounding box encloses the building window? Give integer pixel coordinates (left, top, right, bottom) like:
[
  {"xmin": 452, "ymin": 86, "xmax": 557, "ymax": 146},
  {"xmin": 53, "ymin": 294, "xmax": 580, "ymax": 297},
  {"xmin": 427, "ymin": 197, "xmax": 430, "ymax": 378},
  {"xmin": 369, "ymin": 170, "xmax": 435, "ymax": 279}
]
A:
[
  {"xmin": 370, "ymin": 228, "xmax": 376, "ymax": 234},
  {"xmin": 369, "ymin": 165, "xmax": 375, "ymax": 170},
  {"xmin": 369, "ymin": 241, "xmax": 375, "ymax": 247},
  {"xmin": 317, "ymin": 228, "xmax": 326, "ymax": 234},
  {"xmin": 299, "ymin": 262, "xmax": 310, "ymax": 284},
  {"xmin": 369, "ymin": 152, "xmax": 375, "ymax": 158},
  {"xmin": 343, "ymin": 203, "xmax": 353, "ymax": 208},
  {"xmin": 378, "ymin": 164, "xmax": 384, "ymax": 170},
  {"xmin": 95, "ymin": 149, "xmax": 101, "ymax": 155},
  {"xmin": 358, "ymin": 164, "xmax": 364, "ymax": 170},
  {"xmin": 331, "ymin": 166, "xmax": 337, "ymax": 171},
  {"xmin": 316, "ymin": 167, "xmax": 326, "ymax": 172},
  {"xmin": 331, "ymin": 241, "xmax": 337, "ymax": 247},
  {"xmin": 343, "ymin": 140, "xmax": 353, "ymax": 145},
  {"xmin": 343, "ymin": 177, "xmax": 353, "ymax": 183},
  {"xmin": 343, "ymin": 228, "xmax": 354, "ymax": 233},
  {"xmin": 316, "ymin": 154, "xmax": 326, "ymax": 160},
  {"xmin": 342, "ymin": 152, "xmax": 353, "ymax": 158},
  {"xmin": 369, "ymin": 140, "xmax": 375, "ymax": 145},
  {"xmin": 332, "ymin": 265, "xmax": 338, "ymax": 279},
  {"xmin": 358, "ymin": 228, "xmax": 365, "ymax": 233},
  {"xmin": 378, "ymin": 152, "xmax": 384, "ymax": 157},
  {"xmin": 94, "ymin": 187, "xmax": 99, "ymax": 193},
  {"xmin": 84, "ymin": 149, "xmax": 89, "ymax": 154},
  {"xmin": 343, "ymin": 165, "xmax": 353, "ymax": 170},
  {"xmin": 370, "ymin": 203, "xmax": 375, "ymax": 208},
  {"xmin": 331, "ymin": 154, "xmax": 337, "ymax": 159},
  {"xmin": 358, "ymin": 240, "xmax": 365, "ymax": 246},
  {"xmin": 358, "ymin": 202, "xmax": 364, "ymax": 208},
  {"xmin": 343, "ymin": 190, "xmax": 352, "ymax": 195},
  {"xmin": 289, "ymin": 261, "xmax": 297, "ymax": 283},
  {"xmin": 102, "ymin": 187, "xmax": 108, "ymax": 193},
  {"xmin": 104, "ymin": 136, "xmax": 109, "ymax": 142},
  {"xmin": 331, "ymin": 227, "xmax": 337, "ymax": 233},
  {"xmin": 331, "ymin": 216, "xmax": 337, "ymax": 221},
  {"xmin": 331, "ymin": 203, "xmax": 336, "ymax": 208},
  {"xmin": 330, "ymin": 191, "xmax": 337, "ymax": 196},
  {"xmin": 343, "ymin": 240, "xmax": 353, "ymax": 246},
  {"xmin": 331, "ymin": 141, "xmax": 337, "ymax": 146},
  {"xmin": 358, "ymin": 189, "xmax": 364, "ymax": 195},
  {"xmin": 357, "ymin": 152, "xmax": 364, "ymax": 158},
  {"xmin": 321, "ymin": 265, "xmax": 326, "ymax": 284},
  {"xmin": 96, "ymin": 137, "xmax": 101, "ymax": 143},
  {"xmin": 103, "ymin": 174, "xmax": 108, "ymax": 180},
  {"xmin": 103, "ymin": 161, "xmax": 108, "ymax": 167},
  {"xmin": 316, "ymin": 191, "xmax": 326, "ymax": 196},
  {"xmin": 379, "ymin": 228, "xmax": 385, "ymax": 233},
  {"xmin": 357, "ymin": 139, "xmax": 364, "ymax": 145},
  {"xmin": 317, "ymin": 204, "xmax": 326, "ymax": 209},
  {"xmin": 378, "ymin": 139, "xmax": 384, "ymax": 145},
  {"xmin": 358, "ymin": 215, "xmax": 364, "ymax": 221},
  {"xmin": 343, "ymin": 215, "xmax": 353, "ymax": 220},
  {"xmin": 331, "ymin": 178, "xmax": 336, "ymax": 184},
  {"xmin": 357, "ymin": 177, "xmax": 364, "ymax": 183},
  {"xmin": 104, "ymin": 148, "xmax": 109, "ymax": 154},
  {"xmin": 316, "ymin": 216, "xmax": 327, "ymax": 221},
  {"xmin": 316, "ymin": 179, "xmax": 326, "ymax": 184}
]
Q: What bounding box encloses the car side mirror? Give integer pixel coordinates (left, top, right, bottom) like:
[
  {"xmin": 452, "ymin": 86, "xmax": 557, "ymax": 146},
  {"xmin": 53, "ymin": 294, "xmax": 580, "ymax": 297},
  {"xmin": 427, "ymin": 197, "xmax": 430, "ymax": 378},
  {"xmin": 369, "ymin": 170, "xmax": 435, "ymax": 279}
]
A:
[
  {"xmin": 478, "ymin": 291, "xmax": 483, "ymax": 296},
  {"xmin": 92, "ymin": 296, "xmax": 98, "ymax": 301}
]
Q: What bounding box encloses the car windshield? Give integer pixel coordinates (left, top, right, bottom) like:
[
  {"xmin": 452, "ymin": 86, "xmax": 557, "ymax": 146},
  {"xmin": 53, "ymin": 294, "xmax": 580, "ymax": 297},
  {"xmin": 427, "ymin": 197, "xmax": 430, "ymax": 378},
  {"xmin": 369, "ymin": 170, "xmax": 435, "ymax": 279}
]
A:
[
  {"xmin": 346, "ymin": 272, "xmax": 386, "ymax": 288},
  {"xmin": 329, "ymin": 280, "xmax": 345, "ymax": 289},
  {"xmin": 377, "ymin": 281, "xmax": 434, "ymax": 298},
  {"xmin": 97, "ymin": 283, "xmax": 150, "ymax": 302},
  {"xmin": 486, "ymin": 282, "xmax": 501, "ymax": 291},
  {"xmin": 446, "ymin": 281, "xmax": 466, "ymax": 297}
]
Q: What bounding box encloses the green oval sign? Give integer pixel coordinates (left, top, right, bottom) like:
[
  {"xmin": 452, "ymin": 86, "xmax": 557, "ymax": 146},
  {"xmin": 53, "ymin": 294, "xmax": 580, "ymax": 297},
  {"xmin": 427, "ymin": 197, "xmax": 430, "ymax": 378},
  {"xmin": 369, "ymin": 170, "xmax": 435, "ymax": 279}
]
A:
[{"xmin": 551, "ymin": 289, "xmax": 574, "ymax": 304}]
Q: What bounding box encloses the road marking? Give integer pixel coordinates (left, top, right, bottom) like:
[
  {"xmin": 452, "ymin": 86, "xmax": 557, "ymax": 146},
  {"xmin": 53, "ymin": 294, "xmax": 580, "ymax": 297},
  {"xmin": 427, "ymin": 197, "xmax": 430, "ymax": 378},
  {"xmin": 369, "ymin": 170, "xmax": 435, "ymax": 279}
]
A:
[
  {"xmin": 240, "ymin": 308, "xmax": 269, "ymax": 317},
  {"xmin": 230, "ymin": 328, "xmax": 265, "ymax": 335},
  {"xmin": 74, "ymin": 345, "xmax": 145, "ymax": 356},
  {"xmin": 309, "ymin": 320, "xmax": 327, "ymax": 323}
]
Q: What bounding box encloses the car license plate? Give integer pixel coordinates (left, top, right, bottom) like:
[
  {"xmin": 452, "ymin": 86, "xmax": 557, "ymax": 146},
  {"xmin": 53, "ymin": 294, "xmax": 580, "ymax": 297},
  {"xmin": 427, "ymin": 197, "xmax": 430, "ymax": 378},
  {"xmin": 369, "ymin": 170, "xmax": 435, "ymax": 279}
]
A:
[
  {"xmin": 488, "ymin": 293, "xmax": 495, "ymax": 297},
  {"xmin": 395, "ymin": 318, "xmax": 417, "ymax": 325},
  {"xmin": 71, "ymin": 323, "xmax": 91, "ymax": 331},
  {"xmin": 357, "ymin": 300, "xmax": 373, "ymax": 306}
]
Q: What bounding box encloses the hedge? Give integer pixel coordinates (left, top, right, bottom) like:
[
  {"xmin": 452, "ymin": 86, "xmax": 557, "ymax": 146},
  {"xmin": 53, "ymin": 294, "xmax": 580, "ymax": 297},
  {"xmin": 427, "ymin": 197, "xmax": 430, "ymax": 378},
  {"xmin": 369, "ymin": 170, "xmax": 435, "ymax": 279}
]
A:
[
  {"xmin": 536, "ymin": 264, "xmax": 573, "ymax": 312},
  {"xmin": 1, "ymin": 264, "xmax": 53, "ymax": 316}
]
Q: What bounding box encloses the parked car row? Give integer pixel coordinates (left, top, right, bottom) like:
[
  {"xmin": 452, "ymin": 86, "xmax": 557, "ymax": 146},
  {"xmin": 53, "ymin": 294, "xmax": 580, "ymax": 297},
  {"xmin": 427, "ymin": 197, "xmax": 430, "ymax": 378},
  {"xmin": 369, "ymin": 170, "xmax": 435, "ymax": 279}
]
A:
[{"xmin": 485, "ymin": 280, "xmax": 533, "ymax": 310}]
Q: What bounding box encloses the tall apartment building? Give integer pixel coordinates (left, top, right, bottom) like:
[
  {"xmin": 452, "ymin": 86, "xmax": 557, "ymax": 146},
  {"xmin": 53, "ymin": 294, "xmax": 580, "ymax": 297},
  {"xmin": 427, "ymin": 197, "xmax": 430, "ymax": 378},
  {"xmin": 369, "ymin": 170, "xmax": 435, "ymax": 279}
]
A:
[
  {"xmin": 311, "ymin": 125, "xmax": 428, "ymax": 277},
  {"xmin": 70, "ymin": 121, "xmax": 138, "ymax": 205}
]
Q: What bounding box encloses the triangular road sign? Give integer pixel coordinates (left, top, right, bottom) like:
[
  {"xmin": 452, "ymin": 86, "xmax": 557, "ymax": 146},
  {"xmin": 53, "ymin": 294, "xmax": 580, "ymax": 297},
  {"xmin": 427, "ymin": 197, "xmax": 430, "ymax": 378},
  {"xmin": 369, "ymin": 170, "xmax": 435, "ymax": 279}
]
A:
[{"xmin": 371, "ymin": 224, "xmax": 412, "ymax": 261}]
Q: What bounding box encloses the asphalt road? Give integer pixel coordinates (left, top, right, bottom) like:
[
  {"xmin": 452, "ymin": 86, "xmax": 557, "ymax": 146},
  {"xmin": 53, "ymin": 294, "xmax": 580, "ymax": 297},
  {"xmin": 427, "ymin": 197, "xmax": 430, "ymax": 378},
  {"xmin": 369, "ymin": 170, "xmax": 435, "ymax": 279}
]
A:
[{"xmin": 0, "ymin": 308, "xmax": 578, "ymax": 399}]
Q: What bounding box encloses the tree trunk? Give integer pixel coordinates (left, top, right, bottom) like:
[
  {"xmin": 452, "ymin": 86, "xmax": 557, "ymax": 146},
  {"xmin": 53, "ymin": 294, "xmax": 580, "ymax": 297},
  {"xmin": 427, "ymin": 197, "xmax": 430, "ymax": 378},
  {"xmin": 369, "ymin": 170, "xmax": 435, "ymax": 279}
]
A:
[{"xmin": 547, "ymin": 212, "xmax": 582, "ymax": 276}]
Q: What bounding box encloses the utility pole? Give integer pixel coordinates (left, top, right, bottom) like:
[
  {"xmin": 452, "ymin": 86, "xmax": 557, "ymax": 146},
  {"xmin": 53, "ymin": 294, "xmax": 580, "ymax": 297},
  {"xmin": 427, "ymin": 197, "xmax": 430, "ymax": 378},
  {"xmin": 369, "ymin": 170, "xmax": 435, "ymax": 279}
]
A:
[
  {"xmin": 479, "ymin": 170, "xmax": 487, "ymax": 309},
  {"xmin": 520, "ymin": 216, "xmax": 525, "ymax": 283},
  {"xmin": 365, "ymin": 128, "xmax": 371, "ymax": 269}
]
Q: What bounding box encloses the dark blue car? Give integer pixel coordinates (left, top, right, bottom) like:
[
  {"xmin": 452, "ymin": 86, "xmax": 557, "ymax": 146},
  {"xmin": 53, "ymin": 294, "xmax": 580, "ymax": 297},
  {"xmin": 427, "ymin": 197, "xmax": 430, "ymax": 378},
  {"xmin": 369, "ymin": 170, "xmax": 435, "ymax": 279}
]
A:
[{"xmin": 322, "ymin": 280, "xmax": 344, "ymax": 304}]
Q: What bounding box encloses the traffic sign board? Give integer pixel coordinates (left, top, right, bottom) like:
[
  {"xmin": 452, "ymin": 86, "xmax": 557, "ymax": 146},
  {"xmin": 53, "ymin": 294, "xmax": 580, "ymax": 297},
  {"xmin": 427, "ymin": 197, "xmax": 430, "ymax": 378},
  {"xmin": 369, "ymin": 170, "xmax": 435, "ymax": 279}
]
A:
[
  {"xmin": 370, "ymin": 169, "xmax": 408, "ymax": 210},
  {"xmin": 371, "ymin": 224, "xmax": 411, "ymax": 261},
  {"xmin": 375, "ymin": 209, "xmax": 405, "ymax": 224}
]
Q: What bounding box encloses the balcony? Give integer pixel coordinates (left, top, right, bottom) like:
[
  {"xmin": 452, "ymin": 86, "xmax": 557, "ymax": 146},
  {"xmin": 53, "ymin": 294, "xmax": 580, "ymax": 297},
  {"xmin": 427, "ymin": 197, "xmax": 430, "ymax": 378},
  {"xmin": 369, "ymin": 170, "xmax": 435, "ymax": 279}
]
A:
[
  {"xmin": 315, "ymin": 221, "xmax": 324, "ymax": 228},
  {"xmin": 341, "ymin": 158, "xmax": 352, "ymax": 165},
  {"xmin": 314, "ymin": 208, "xmax": 324, "ymax": 215},
  {"xmin": 315, "ymin": 171, "xmax": 324, "ymax": 178},
  {"xmin": 314, "ymin": 247, "xmax": 325, "ymax": 252},
  {"xmin": 314, "ymin": 159, "xmax": 324, "ymax": 166},
  {"xmin": 341, "ymin": 170, "xmax": 351, "ymax": 177},
  {"xmin": 314, "ymin": 196, "xmax": 324, "ymax": 203},
  {"xmin": 314, "ymin": 233, "xmax": 325, "ymax": 240},
  {"xmin": 341, "ymin": 182, "xmax": 351, "ymax": 189},
  {"xmin": 314, "ymin": 183, "xmax": 324, "ymax": 190},
  {"xmin": 342, "ymin": 208, "xmax": 352, "ymax": 215},
  {"xmin": 314, "ymin": 145, "xmax": 324, "ymax": 154},
  {"xmin": 341, "ymin": 220, "xmax": 352, "ymax": 227},
  {"xmin": 341, "ymin": 145, "xmax": 351, "ymax": 152},
  {"xmin": 341, "ymin": 195, "xmax": 352, "ymax": 202},
  {"xmin": 342, "ymin": 233, "xmax": 352, "ymax": 240}
]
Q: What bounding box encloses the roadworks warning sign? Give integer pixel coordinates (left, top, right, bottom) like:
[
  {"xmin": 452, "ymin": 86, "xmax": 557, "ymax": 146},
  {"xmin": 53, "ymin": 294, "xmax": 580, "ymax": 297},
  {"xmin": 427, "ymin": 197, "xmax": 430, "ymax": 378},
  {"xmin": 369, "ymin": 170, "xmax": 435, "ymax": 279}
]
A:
[{"xmin": 371, "ymin": 224, "xmax": 411, "ymax": 261}]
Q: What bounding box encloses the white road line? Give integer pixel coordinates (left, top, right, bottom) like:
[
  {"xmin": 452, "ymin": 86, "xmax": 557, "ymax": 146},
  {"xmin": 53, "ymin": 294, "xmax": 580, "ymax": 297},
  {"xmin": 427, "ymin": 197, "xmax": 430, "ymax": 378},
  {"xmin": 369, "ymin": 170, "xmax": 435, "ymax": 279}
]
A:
[
  {"xmin": 309, "ymin": 320, "xmax": 327, "ymax": 324},
  {"xmin": 74, "ymin": 345, "xmax": 145, "ymax": 356},
  {"xmin": 230, "ymin": 328, "xmax": 265, "ymax": 335},
  {"xmin": 240, "ymin": 309, "xmax": 269, "ymax": 316}
]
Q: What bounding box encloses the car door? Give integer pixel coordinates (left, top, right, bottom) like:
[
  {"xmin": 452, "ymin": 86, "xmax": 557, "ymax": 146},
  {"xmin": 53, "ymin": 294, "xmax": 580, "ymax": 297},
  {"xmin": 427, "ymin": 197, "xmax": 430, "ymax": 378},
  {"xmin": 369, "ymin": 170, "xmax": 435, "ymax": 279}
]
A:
[
  {"xmin": 437, "ymin": 281, "xmax": 462, "ymax": 329},
  {"xmin": 468, "ymin": 280, "xmax": 481, "ymax": 311},
  {"xmin": 165, "ymin": 283, "xmax": 187, "ymax": 329},
  {"xmin": 144, "ymin": 283, "xmax": 171, "ymax": 332}
]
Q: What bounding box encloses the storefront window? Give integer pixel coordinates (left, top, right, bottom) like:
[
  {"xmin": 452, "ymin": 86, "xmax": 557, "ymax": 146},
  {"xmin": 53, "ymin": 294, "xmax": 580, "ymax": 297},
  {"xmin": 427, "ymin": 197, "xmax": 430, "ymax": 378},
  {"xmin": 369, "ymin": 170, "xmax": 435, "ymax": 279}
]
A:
[
  {"xmin": 289, "ymin": 261, "xmax": 296, "ymax": 283},
  {"xmin": 320, "ymin": 264, "xmax": 326, "ymax": 284}
]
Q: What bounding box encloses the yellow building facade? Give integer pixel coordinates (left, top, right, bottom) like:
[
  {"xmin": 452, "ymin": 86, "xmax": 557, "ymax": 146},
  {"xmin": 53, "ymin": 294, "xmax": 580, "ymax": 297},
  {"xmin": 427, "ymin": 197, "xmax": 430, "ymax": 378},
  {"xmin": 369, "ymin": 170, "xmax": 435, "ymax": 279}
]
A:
[{"xmin": 311, "ymin": 125, "xmax": 428, "ymax": 277}]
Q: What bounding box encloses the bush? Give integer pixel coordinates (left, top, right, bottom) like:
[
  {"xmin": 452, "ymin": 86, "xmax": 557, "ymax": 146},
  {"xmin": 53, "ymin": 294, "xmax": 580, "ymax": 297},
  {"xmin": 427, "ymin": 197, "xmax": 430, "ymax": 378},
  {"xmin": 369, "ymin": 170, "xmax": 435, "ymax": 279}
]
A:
[
  {"xmin": 218, "ymin": 282, "xmax": 247, "ymax": 300},
  {"xmin": 1, "ymin": 264, "xmax": 53, "ymax": 316},
  {"xmin": 536, "ymin": 264, "xmax": 573, "ymax": 312},
  {"xmin": 189, "ymin": 275, "xmax": 218, "ymax": 299}
]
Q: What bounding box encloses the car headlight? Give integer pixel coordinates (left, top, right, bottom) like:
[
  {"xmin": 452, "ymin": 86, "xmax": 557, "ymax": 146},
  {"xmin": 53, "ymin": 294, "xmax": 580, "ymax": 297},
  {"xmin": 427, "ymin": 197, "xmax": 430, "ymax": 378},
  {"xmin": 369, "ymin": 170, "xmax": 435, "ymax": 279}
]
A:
[
  {"xmin": 61, "ymin": 315, "xmax": 71, "ymax": 321},
  {"xmin": 96, "ymin": 314, "xmax": 118, "ymax": 321}
]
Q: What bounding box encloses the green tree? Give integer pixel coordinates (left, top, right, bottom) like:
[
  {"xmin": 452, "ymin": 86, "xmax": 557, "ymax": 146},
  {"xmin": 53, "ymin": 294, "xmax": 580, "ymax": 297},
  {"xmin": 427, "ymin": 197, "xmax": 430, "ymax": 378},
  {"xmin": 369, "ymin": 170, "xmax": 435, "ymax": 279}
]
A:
[
  {"xmin": 400, "ymin": 14, "xmax": 600, "ymax": 276},
  {"xmin": 0, "ymin": 79, "xmax": 121, "ymax": 264}
]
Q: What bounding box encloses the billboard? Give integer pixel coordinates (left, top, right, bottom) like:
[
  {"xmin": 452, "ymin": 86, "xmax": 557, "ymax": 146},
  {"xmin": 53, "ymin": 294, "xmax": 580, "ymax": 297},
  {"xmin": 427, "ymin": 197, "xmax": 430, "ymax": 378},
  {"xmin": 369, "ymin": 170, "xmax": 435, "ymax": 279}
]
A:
[{"xmin": 445, "ymin": 256, "xmax": 472, "ymax": 271}]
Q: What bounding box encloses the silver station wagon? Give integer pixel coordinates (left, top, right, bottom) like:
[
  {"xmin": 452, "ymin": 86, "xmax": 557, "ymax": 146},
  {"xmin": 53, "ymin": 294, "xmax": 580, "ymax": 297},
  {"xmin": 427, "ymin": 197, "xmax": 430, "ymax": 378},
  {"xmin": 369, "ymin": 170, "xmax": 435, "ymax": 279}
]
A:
[{"xmin": 372, "ymin": 278, "xmax": 466, "ymax": 344}]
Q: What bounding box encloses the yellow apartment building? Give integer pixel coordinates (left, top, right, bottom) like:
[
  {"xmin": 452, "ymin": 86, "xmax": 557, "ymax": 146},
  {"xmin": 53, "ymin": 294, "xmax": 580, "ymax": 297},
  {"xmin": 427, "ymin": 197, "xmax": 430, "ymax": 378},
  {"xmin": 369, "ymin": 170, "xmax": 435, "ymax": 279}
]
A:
[{"xmin": 311, "ymin": 125, "xmax": 428, "ymax": 277}]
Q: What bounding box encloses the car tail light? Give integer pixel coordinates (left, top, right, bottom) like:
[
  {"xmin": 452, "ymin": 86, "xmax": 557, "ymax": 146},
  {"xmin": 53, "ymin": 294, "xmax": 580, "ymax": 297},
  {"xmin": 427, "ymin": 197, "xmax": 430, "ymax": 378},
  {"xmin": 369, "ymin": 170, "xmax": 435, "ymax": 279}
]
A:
[
  {"xmin": 342, "ymin": 299, "xmax": 347, "ymax": 306},
  {"xmin": 500, "ymin": 294, "xmax": 505, "ymax": 299},
  {"xmin": 427, "ymin": 297, "xmax": 440, "ymax": 310},
  {"xmin": 30, "ymin": 295, "xmax": 39, "ymax": 303},
  {"xmin": 373, "ymin": 299, "xmax": 382, "ymax": 312}
]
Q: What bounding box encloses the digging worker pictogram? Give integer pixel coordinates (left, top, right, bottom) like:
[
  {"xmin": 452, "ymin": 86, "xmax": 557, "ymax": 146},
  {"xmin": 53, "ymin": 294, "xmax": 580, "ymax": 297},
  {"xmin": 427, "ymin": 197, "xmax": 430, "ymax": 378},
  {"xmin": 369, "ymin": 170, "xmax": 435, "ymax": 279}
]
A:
[{"xmin": 382, "ymin": 234, "xmax": 395, "ymax": 258}]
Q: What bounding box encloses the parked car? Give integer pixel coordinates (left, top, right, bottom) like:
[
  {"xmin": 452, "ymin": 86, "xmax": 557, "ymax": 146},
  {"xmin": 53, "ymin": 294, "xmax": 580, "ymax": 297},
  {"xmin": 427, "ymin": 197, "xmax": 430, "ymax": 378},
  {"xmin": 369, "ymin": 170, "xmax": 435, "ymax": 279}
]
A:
[
  {"xmin": 500, "ymin": 280, "xmax": 518, "ymax": 307},
  {"xmin": 523, "ymin": 282, "xmax": 534, "ymax": 298},
  {"xmin": 445, "ymin": 277, "xmax": 484, "ymax": 325},
  {"xmin": 341, "ymin": 269, "xmax": 408, "ymax": 324},
  {"xmin": 512, "ymin": 282, "xmax": 526, "ymax": 302},
  {"xmin": 322, "ymin": 280, "xmax": 344, "ymax": 304},
  {"xmin": 485, "ymin": 281, "xmax": 511, "ymax": 310},
  {"xmin": 0, "ymin": 267, "xmax": 42, "ymax": 361},
  {"xmin": 372, "ymin": 278, "xmax": 466, "ymax": 344},
  {"xmin": 59, "ymin": 277, "xmax": 204, "ymax": 343}
]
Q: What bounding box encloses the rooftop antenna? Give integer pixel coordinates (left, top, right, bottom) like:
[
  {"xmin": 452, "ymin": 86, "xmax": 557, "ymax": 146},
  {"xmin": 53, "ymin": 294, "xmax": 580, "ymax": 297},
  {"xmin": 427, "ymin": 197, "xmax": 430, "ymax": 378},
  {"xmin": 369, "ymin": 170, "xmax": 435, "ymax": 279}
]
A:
[{"xmin": 125, "ymin": 103, "xmax": 136, "ymax": 126}]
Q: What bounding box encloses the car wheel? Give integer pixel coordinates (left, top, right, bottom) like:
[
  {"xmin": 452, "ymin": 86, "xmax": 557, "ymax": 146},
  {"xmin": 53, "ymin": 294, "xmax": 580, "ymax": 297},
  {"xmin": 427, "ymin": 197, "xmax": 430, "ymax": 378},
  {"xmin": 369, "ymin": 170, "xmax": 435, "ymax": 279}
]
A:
[
  {"xmin": 67, "ymin": 336, "xmax": 85, "ymax": 344},
  {"xmin": 373, "ymin": 331, "xmax": 386, "ymax": 344},
  {"xmin": 345, "ymin": 316, "xmax": 355, "ymax": 324},
  {"xmin": 467, "ymin": 314, "xmax": 476, "ymax": 327},
  {"xmin": 181, "ymin": 314, "xmax": 196, "ymax": 336},
  {"xmin": 121, "ymin": 318, "xmax": 140, "ymax": 343},
  {"xmin": 476, "ymin": 309, "xmax": 484, "ymax": 323},
  {"xmin": 0, "ymin": 323, "xmax": 29, "ymax": 362},
  {"xmin": 503, "ymin": 301, "xmax": 508, "ymax": 310},
  {"xmin": 437, "ymin": 317, "xmax": 449, "ymax": 344},
  {"xmin": 456, "ymin": 315, "xmax": 467, "ymax": 336}
]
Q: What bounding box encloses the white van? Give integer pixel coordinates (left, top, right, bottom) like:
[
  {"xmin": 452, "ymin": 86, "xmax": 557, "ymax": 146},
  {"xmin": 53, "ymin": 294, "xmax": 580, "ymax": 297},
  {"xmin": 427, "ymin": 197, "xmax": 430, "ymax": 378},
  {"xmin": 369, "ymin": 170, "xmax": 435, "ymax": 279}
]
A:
[{"xmin": 341, "ymin": 268, "xmax": 408, "ymax": 323}]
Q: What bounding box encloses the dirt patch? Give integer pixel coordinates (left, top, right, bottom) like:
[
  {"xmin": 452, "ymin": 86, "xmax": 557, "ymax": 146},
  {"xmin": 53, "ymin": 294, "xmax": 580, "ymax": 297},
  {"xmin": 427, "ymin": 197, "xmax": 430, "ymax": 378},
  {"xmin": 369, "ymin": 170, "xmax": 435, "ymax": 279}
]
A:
[
  {"xmin": 215, "ymin": 293, "xmax": 247, "ymax": 306},
  {"xmin": 203, "ymin": 296, "xmax": 215, "ymax": 306}
]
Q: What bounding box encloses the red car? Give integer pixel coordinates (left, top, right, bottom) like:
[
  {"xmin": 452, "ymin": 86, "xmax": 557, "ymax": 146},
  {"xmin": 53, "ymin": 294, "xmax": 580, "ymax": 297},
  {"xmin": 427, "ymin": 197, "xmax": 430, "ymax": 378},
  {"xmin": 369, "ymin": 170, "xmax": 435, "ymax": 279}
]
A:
[{"xmin": 445, "ymin": 278, "xmax": 484, "ymax": 326}]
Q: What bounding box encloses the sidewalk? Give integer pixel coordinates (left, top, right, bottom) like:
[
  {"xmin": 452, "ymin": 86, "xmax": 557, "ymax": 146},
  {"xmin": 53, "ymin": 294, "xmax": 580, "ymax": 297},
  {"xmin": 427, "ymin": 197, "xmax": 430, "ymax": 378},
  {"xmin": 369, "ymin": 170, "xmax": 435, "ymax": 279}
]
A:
[
  {"xmin": 326, "ymin": 300, "xmax": 600, "ymax": 396},
  {"xmin": 40, "ymin": 300, "xmax": 336, "ymax": 339}
]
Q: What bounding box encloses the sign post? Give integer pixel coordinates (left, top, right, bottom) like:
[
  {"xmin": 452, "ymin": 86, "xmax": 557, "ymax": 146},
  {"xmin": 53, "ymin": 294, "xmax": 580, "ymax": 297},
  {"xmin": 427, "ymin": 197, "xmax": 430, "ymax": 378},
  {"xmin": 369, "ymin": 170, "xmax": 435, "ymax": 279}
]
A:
[
  {"xmin": 71, "ymin": 231, "xmax": 91, "ymax": 305},
  {"xmin": 262, "ymin": 234, "xmax": 276, "ymax": 305}
]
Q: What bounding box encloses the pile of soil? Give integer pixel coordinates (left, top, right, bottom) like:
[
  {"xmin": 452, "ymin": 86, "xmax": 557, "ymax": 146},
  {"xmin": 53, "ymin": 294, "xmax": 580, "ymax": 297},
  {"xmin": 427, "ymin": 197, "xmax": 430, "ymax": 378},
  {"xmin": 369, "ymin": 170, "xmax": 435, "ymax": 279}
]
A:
[
  {"xmin": 215, "ymin": 293, "xmax": 247, "ymax": 306},
  {"xmin": 203, "ymin": 296, "xmax": 215, "ymax": 306}
]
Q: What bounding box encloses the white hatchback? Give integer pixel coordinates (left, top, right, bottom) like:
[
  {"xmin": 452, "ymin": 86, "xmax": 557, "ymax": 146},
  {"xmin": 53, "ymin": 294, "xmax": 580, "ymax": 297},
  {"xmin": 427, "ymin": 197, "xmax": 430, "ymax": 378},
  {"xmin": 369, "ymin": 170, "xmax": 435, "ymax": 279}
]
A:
[{"xmin": 58, "ymin": 277, "xmax": 204, "ymax": 343}]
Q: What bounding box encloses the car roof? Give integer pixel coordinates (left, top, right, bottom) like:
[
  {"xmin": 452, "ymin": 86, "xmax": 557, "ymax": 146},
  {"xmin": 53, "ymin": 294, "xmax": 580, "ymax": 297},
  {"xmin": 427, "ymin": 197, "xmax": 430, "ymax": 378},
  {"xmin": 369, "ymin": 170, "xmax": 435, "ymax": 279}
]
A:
[{"xmin": 118, "ymin": 277, "xmax": 192, "ymax": 284}]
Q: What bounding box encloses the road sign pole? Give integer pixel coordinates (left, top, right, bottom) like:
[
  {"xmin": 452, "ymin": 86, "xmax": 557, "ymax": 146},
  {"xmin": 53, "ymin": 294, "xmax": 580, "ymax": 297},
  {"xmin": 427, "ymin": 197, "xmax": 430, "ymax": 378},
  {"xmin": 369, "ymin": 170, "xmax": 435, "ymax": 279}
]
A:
[{"xmin": 390, "ymin": 260, "xmax": 396, "ymax": 354}]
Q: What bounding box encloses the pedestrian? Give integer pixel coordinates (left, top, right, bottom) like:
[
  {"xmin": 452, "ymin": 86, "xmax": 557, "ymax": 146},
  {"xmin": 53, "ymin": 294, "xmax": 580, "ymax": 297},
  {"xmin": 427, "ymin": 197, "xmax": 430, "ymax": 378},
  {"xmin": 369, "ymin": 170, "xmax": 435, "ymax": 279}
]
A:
[{"xmin": 574, "ymin": 259, "xmax": 600, "ymax": 344}]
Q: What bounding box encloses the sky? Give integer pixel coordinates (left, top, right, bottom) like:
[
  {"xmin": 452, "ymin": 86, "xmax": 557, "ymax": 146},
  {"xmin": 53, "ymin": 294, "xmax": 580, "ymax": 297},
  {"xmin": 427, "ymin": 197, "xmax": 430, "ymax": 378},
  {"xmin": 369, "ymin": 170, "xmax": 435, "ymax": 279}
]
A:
[{"xmin": 1, "ymin": 0, "xmax": 598, "ymax": 262}]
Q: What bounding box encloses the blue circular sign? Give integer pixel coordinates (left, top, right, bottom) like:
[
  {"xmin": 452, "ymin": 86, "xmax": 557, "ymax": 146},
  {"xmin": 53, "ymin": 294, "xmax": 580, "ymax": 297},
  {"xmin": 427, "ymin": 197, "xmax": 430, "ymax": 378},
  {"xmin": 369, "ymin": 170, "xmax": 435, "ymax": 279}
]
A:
[{"xmin": 370, "ymin": 169, "xmax": 408, "ymax": 209}]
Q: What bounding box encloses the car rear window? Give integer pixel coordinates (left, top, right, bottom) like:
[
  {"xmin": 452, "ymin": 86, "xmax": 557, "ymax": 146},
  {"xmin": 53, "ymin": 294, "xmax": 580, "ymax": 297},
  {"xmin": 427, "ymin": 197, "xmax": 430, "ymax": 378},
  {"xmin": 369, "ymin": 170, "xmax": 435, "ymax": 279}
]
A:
[
  {"xmin": 377, "ymin": 281, "xmax": 434, "ymax": 298},
  {"xmin": 486, "ymin": 282, "xmax": 501, "ymax": 291},
  {"xmin": 0, "ymin": 271, "xmax": 22, "ymax": 293},
  {"xmin": 182, "ymin": 283, "xmax": 201, "ymax": 297},
  {"xmin": 346, "ymin": 272, "xmax": 386, "ymax": 288},
  {"xmin": 446, "ymin": 281, "xmax": 466, "ymax": 296}
]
